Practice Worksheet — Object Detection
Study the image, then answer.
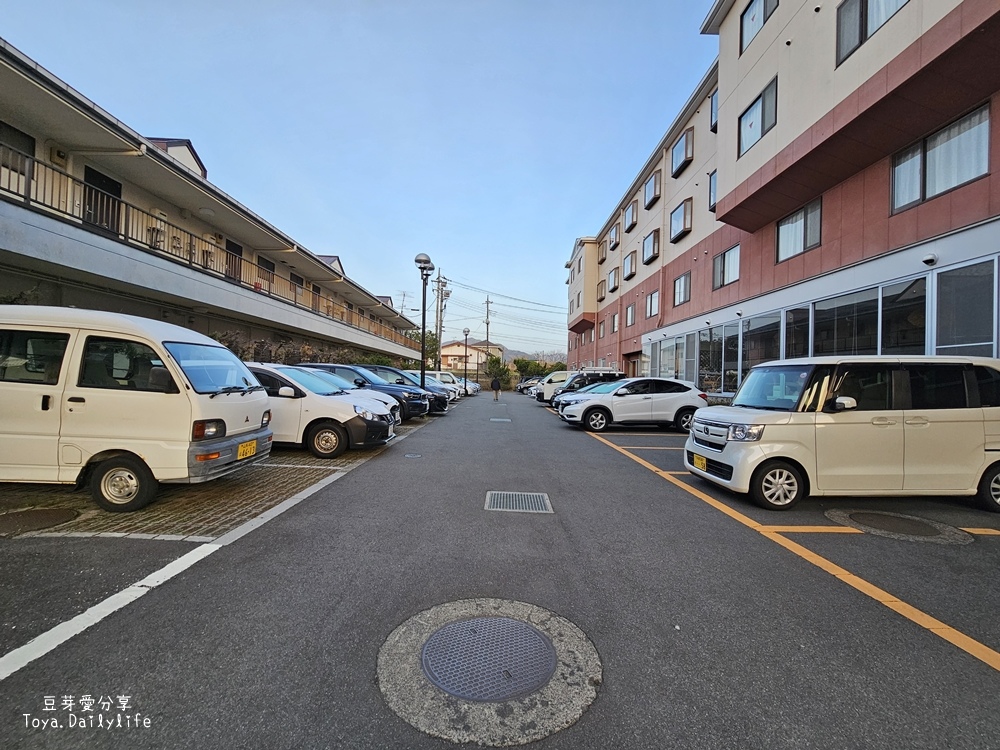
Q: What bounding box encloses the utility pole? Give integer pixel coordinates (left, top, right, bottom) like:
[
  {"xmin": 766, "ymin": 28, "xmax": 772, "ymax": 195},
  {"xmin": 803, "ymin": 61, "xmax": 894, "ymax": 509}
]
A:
[
  {"xmin": 433, "ymin": 271, "xmax": 449, "ymax": 370},
  {"xmin": 484, "ymin": 296, "xmax": 492, "ymax": 377}
]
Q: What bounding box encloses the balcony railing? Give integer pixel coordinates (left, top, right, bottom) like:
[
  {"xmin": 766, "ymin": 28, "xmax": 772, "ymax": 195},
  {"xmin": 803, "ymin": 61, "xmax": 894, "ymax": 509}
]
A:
[{"xmin": 0, "ymin": 144, "xmax": 419, "ymax": 352}]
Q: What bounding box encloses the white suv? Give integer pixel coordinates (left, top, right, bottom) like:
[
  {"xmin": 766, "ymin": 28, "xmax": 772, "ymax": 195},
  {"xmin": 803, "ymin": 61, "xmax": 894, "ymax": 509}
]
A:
[{"xmin": 559, "ymin": 377, "xmax": 707, "ymax": 432}]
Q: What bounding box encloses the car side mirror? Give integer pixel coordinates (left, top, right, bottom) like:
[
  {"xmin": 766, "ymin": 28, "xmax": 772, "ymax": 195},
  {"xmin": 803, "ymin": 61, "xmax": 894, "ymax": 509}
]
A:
[
  {"xmin": 395, "ymin": 378, "xmax": 405, "ymax": 384},
  {"xmin": 831, "ymin": 395, "xmax": 858, "ymax": 412},
  {"xmin": 277, "ymin": 386, "xmax": 296, "ymax": 398},
  {"xmin": 354, "ymin": 378, "xmax": 366, "ymax": 387},
  {"xmin": 615, "ymin": 388, "xmax": 631, "ymax": 396}
]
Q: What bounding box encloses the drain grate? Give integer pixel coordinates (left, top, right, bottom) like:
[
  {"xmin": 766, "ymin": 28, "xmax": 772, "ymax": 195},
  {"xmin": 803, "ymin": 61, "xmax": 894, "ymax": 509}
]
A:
[
  {"xmin": 485, "ymin": 491, "xmax": 552, "ymax": 513},
  {"xmin": 421, "ymin": 616, "xmax": 557, "ymax": 702}
]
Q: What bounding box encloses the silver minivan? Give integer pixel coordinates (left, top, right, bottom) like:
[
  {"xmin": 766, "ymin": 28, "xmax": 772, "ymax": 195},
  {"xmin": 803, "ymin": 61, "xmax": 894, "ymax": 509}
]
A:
[{"xmin": 685, "ymin": 356, "xmax": 1000, "ymax": 512}]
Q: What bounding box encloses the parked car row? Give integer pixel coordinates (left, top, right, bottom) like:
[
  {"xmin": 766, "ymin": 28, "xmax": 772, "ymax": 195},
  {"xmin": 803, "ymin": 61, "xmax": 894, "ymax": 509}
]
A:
[{"xmin": 0, "ymin": 305, "xmax": 483, "ymax": 513}]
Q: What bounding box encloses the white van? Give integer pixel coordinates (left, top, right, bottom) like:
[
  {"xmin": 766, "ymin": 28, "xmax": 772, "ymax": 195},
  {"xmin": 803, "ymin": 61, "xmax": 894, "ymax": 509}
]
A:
[
  {"xmin": 685, "ymin": 356, "xmax": 1000, "ymax": 513},
  {"xmin": 536, "ymin": 368, "xmax": 622, "ymax": 404},
  {"xmin": 0, "ymin": 306, "xmax": 273, "ymax": 512}
]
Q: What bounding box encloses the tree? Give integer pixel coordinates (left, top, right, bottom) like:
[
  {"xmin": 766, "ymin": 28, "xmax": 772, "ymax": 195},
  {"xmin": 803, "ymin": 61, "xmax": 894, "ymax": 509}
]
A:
[
  {"xmin": 402, "ymin": 328, "xmax": 440, "ymax": 367},
  {"xmin": 512, "ymin": 358, "xmax": 547, "ymax": 378},
  {"xmin": 544, "ymin": 362, "xmax": 567, "ymax": 375},
  {"xmin": 484, "ymin": 355, "xmax": 512, "ymax": 387}
]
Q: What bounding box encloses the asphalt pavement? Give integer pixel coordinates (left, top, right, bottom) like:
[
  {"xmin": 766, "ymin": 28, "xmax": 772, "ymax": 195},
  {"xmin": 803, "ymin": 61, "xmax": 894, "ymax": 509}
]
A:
[{"xmin": 1, "ymin": 391, "xmax": 999, "ymax": 749}]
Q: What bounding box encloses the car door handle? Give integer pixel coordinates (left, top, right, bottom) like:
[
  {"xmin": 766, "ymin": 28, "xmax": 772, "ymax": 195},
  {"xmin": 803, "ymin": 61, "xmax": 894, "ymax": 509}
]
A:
[
  {"xmin": 67, "ymin": 396, "xmax": 86, "ymax": 403},
  {"xmin": 41, "ymin": 395, "xmax": 51, "ymax": 410},
  {"xmin": 642, "ymin": 396, "xmax": 652, "ymax": 400},
  {"xmin": 870, "ymin": 417, "xmax": 896, "ymax": 426},
  {"xmin": 905, "ymin": 417, "xmax": 929, "ymax": 426}
]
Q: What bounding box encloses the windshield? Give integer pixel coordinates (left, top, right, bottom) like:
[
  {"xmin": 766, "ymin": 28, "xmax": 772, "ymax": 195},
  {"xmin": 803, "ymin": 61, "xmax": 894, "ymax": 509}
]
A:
[
  {"xmin": 277, "ymin": 366, "xmax": 345, "ymax": 395},
  {"xmin": 353, "ymin": 365, "xmax": 388, "ymax": 385},
  {"xmin": 163, "ymin": 342, "xmax": 261, "ymax": 395},
  {"xmin": 731, "ymin": 364, "xmax": 814, "ymax": 411},
  {"xmin": 587, "ymin": 380, "xmax": 626, "ymax": 395},
  {"xmin": 307, "ymin": 368, "xmax": 358, "ymax": 391}
]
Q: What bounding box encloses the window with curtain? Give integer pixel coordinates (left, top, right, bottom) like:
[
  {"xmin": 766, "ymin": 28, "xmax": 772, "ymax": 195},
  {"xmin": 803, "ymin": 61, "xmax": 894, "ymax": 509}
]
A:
[
  {"xmin": 741, "ymin": 0, "xmax": 778, "ymax": 53},
  {"xmin": 837, "ymin": 0, "xmax": 909, "ymax": 65},
  {"xmin": 674, "ymin": 272, "xmax": 691, "ymax": 306},
  {"xmin": 713, "ymin": 245, "xmax": 740, "ymax": 289},
  {"xmin": 739, "ymin": 78, "xmax": 777, "ymax": 156},
  {"xmin": 892, "ymin": 105, "xmax": 989, "ymax": 212},
  {"xmin": 777, "ymin": 198, "xmax": 822, "ymax": 261}
]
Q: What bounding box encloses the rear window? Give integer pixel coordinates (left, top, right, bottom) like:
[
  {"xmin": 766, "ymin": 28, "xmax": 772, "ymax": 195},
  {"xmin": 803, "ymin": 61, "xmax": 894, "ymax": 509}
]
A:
[
  {"xmin": 905, "ymin": 364, "xmax": 969, "ymax": 409},
  {"xmin": 975, "ymin": 366, "xmax": 1000, "ymax": 407}
]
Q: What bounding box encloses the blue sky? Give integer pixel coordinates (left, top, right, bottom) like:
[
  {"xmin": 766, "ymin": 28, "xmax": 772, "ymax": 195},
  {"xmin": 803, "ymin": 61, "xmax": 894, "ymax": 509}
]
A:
[{"xmin": 3, "ymin": 0, "xmax": 718, "ymax": 355}]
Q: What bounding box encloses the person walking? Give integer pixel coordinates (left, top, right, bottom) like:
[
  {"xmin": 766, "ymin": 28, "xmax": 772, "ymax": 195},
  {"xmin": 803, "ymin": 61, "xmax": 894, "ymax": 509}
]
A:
[{"xmin": 490, "ymin": 376, "xmax": 501, "ymax": 401}]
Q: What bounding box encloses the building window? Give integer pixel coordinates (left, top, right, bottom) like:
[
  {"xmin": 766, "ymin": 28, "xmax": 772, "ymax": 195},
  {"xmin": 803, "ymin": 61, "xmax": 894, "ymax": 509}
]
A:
[
  {"xmin": 738, "ymin": 77, "xmax": 777, "ymax": 156},
  {"xmin": 626, "ymin": 305, "xmax": 635, "ymax": 327},
  {"xmin": 645, "ymin": 290, "xmax": 659, "ymax": 318},
  {"xmin": 624, "ymin": 200, "xmax": 638, "ymax": 232},
  {"xmin": 623, "ymin": 251, "xmax": 637, "ymax": 280},
  {"xmin": 597, "ymin": 280, "xmax": 607, "ymax": 301},
  {"xmin": 777, "ymin": 198, "xmax": 822, "ymax": 261},
  {"xmin": 674, "ymin": 273, "xmax": 691, "ymax": 306},
  {"xmin": 611, "ymin": 313, "xmax": 619, "ymax": 333},
  {"xmin": 671, "ymin": 128, "xmax": 694, "ymax": 177},
  {"xmin": 0, "ymin": 120, "xmax": 35, "ymax": 172},
  {"xmin": 598, "ymin": 239, "xmax": 608, "ymax": 264},
  {"xmin": 936, "ymin": 260, "xmax": 995, "ymax": 356},
  {"xmin": 892, "ymin": 105, "xmax": 989, "ymax": 213},
  {"xmin": 576, "ymin": 291, "xmax": 581, "ymax": 307},
  {"xmin": 644, "ymin": 170, "xmax": 661, "ymax": 208},
  {"xmin": 741, "ymin": 0, "xmax": 778, "ymax": 53},
  {"xmin": 713, "ymin": 245, "xmax": 740, "ymax": 289},
  {"xmin": 710, "ymin": 90, "xmax": 719, "ymax": 133},
  {"xmin": 642, "ymin": 229, "xmax": 660, "ymax": 264},
  {"xmin": 669, "ymin": 199, "xmax": 693, "ymax": 243},
  {"xmin": 837, "ymin": 0, "xmax": 908, "ymax": 65},
  {"xmin": 290, "ymin": 272, "xmax": 304, "ymax": 291},
  {"xmin": 813, "ymin": 288, "xmax": 878, "ymax": 355},
  {"xmin": 708, "ymin": 170, "xmax": 717, "ymax": 212},
  {"xmin": 609, "ymin": 223, "xmax": 620, "ymax": 250},
  {"xmin": 608, "ymin": 267, "xmax": 620, "ymax": 292},
  {"xmin": 599, "ymin": 321, "xmax": 605, "ymax": 338}
]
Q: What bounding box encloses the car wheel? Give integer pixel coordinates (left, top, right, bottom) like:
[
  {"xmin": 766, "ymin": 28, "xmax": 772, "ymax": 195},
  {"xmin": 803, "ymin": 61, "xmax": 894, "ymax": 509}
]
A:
[
  {"xmin": 306, "ymin": 422, "xmax": 348, "ymax": 459},
  {"xmin": 976, "ymin": 463, "xmax": 1000, "ymax": 513},
  {"xmin": 673, "ymin": 407, "xmax": 696, "ymax": 433},
  {"xmin": 584, "ymin": 408, "xmax": 611, "ymax": 432},
  {"xmin": 750, "ymin": 460, "xmax": 805, "ymax": 510},
  {"xmin": 89, "ymin": 455, "xmax": 157, "ymax": 513}
]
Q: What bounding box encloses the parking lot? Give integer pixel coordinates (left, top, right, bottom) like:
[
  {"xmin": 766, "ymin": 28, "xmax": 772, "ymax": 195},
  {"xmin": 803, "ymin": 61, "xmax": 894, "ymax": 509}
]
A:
[{"xmin": 2, "ymin": 392, "xmax": 999, "ymax": 749}]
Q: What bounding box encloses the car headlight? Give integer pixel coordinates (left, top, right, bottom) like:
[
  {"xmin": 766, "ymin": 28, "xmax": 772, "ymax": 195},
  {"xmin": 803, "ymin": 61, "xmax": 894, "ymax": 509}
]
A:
[
  {"xmin": 354, "ymin": 405, "xmax": 375, "ymax": 420},
  {"xmin": 727, "ymin": 424, "xmax": 764, "ymax": 441},
  {"xmin": 403, "ymin": 392, "xmax": 422, "ymax": 399}
]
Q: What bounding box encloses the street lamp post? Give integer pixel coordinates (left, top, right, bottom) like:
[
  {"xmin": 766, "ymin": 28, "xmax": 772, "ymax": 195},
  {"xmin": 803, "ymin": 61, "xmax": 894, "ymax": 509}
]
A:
[
  {"xmin": 414, "ymin": 253, "xmax": 434, "ymax": 390},
  {"xmin": 462, "ymin": 327, "xmax": 470, "ymax": 396}
]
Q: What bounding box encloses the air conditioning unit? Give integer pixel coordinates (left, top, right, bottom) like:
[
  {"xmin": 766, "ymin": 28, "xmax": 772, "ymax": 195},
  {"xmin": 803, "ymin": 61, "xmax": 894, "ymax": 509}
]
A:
[
  {"xmin": 202, "ymin": 233, "xmax": 223, "ymax": 245},
  {"xmin": 150, "ymin": 207, "xmax": 168, "ymax": 220}
]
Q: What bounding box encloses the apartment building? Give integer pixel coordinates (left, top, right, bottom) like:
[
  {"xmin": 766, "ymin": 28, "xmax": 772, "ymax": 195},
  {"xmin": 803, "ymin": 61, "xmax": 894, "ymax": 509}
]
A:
[
  {"xmin": 0, "ymin": 38, "xmax": 419, "ymax": 360},
  {"xmin": 568, "ymin": 0, "xmax": 1000, "ymax": 394}
]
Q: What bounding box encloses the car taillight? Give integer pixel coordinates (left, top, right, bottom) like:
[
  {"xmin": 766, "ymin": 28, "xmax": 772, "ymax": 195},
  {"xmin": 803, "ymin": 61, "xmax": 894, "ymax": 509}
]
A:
[
  {"xmin": 192, "ymin": 419, "xmax": 226, "ymax": 441},
  {"xmin": 699, "ymin": 393, "xmax": 709, "ymax": 401}
]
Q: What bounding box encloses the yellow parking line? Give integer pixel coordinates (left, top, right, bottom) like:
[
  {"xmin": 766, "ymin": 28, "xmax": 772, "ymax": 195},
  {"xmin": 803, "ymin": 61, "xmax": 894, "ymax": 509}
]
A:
[
  {"xmin": 962, "ymin": 528, "xmax": 1000, "ymax": 535},
  {"xmin": 618, "ymin": 446, "xmax": 684, "ymax": 450},
  {"xmin": 758, "ymin": 526, "xmax": 864, "ymax": 533},
  {"xmin": 588, "ymin": 432, "xmax": 1000, "ymax": 673}
]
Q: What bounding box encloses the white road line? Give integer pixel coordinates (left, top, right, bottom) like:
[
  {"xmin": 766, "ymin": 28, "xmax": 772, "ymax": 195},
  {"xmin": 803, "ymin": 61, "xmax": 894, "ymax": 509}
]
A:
[{"xmin": 0, "ymin": 544, "xmax": 218, "ymax": 681}]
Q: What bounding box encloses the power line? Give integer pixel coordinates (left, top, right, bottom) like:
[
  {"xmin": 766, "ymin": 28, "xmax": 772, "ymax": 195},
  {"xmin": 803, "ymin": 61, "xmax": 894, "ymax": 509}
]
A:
[{"xmin": 443, "ymin": 278, "xmax": 564, "ymax": 311}]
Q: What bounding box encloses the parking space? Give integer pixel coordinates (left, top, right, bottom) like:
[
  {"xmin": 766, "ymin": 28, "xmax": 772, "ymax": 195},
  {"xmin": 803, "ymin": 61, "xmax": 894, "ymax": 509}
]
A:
[
  {"xmin": 582, "ymin": 424, "xmax": 1000, "ymax": 670},
  {"xmin": 0, "ymin": 417, "xmax": 432, "ymax": 542}
]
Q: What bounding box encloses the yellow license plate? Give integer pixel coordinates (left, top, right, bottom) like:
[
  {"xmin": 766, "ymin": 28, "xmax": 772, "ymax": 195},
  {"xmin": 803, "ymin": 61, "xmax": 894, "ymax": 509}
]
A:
[
  {"xmin": 237, "ymin": 440, "xmax": 257, "ymax": 460},
  {"xmin": 692, "ymin": 453, "xmax": 707, "ymax": 471}
]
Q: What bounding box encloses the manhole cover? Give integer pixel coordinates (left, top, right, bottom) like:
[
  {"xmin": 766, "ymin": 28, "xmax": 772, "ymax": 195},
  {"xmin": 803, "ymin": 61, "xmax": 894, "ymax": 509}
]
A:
[
  {"xmin": 825, "ymin": 509, "xmax": 973, "ymax": 545},
  {"xmin": 0, "ymin": 508, "xmax": 79, "ymax": 536},
  {"xmin": 849, "ymin": 512, "xmax": 940, "ymax": 536},
  {"xmin": 422, "ymin": 617, "xmax": 556, "ymax": 702},
  {"xmin": 378, "ymin": 598, "xmax": 602, "ymax": 746},
  {"xmin": 485, "ymin": 491, "xmax": 552, "ymax": 513}
]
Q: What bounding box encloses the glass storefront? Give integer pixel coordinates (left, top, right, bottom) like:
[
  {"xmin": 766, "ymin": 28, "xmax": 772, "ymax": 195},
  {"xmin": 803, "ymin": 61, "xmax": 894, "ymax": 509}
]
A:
[{"xmin": 642, "ymin": 255, "xmax": 998, "ymax": 393}]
